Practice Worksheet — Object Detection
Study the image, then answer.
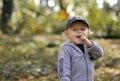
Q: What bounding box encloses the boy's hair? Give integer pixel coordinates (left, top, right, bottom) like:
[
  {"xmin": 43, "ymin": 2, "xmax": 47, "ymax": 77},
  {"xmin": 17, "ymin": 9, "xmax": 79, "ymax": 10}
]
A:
[{"xmin": 66, "ymin": 16, "xmax": 89, "ymax": 30}]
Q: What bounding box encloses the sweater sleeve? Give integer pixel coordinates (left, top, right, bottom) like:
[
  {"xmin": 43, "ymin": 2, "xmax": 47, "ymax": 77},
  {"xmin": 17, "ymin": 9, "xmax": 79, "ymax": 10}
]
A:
[
  {"xmin": 88, "ymin": 41, "xmax": 103, "ymax": 60},
  {"xmin": 58, "ymin": 46, "xmax": 71, "ymax": 81}
]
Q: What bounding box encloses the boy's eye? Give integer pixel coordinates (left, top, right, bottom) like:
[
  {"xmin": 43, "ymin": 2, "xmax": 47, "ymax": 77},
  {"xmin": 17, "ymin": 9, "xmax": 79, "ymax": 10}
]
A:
[
  {"xmin": 72, "ymin": 29, "xmax": 77, "ymax": 31},
  {"xmin": 81, "ymin": 29, "xmax": 86, "ymax": 31}
]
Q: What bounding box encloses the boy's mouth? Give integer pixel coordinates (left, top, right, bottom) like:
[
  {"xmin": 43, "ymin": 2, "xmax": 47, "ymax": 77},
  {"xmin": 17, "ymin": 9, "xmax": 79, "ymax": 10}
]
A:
[{"xmin": 76, "ymin": 35, "xmax": 81, "ymax": 39}]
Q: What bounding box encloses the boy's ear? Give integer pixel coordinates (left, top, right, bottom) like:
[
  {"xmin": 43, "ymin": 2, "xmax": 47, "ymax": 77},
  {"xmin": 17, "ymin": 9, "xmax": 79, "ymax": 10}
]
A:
[
  {"xmin": 64, "ymin": 30, "xmax": 69, "ymax": 37},
  {"xmin": 88, "ymin": 29, "xmax": 93, "ymax": 36}
]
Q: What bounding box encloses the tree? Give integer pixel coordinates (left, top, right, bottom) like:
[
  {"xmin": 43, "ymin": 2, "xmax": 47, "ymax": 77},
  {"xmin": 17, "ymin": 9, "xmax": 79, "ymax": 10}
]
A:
[{"xmin": 0, "ymin": 0, "xmax": 14, "ymax": 34}]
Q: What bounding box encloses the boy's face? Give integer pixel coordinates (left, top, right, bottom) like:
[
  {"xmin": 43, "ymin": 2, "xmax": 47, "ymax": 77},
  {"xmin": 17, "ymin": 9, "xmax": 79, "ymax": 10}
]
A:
[{"xmin": 65, "ymin": 21, "xmax": 89, "ymax": 44}]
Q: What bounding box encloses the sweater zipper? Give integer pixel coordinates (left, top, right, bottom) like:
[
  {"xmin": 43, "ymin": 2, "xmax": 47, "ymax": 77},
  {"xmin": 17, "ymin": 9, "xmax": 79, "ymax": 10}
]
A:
[
  {"xmin": 76, "ymin": 44, "xmax": 89, "ymax": 81},
  {"xmin": 84, "ymin": 54, "xmax": 89, "ymax": 81}
]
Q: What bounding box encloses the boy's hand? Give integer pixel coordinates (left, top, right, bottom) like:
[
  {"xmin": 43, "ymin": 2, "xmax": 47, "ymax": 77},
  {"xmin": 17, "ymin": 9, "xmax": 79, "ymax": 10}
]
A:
[{"xmin": 78, "ymin": 35, "xmax": 93, "ymax": 48}]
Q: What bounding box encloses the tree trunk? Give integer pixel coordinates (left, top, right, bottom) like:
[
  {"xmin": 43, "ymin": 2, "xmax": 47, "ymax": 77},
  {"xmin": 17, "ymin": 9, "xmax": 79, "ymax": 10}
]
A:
[{"xmin": 1, "ymin": 0, "xmax": 14, "ymax": 34}]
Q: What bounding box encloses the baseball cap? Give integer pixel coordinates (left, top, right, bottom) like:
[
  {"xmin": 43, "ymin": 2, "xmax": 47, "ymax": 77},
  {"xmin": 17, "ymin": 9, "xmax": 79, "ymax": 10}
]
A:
[{"xmin": 66, "ymin": 16, "xmax": 89, "ymax": 30}]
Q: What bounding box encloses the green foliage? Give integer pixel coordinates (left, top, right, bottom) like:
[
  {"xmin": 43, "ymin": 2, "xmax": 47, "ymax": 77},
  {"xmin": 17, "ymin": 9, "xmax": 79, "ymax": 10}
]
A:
[
  {"xmin": 86, "ymin": 1, "xmax": 120, "ymax": 37},
  {"xmin": 0, "ymin": 0, "xmax": 119, "ymax": 37}
]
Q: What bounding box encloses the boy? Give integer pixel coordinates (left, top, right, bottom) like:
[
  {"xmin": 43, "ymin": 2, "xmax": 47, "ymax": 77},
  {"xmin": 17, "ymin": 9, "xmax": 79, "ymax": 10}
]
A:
[{"xmin": 58, "ymin": 16, "xmax": 103, "ymax": 81}]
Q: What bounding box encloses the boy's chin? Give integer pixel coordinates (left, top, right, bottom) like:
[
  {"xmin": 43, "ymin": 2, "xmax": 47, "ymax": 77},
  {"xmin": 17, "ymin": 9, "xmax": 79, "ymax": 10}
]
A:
[
  {"xmin": 76, "ymin": 40, "xmax": 83, "ymax": 44},
  {"xmin": 77, "ymin": 42, "xmax": 83, "ymax": 44},
  {"xmin": 75, "ymin": 41, "xmax": 83, "ymax": 45}
]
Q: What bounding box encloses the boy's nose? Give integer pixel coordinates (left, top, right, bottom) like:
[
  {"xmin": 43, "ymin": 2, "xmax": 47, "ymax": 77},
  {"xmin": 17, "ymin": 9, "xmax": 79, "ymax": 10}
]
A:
[{"xmin": 77, "ymin": 30, "xmax": 82, "ymax": 33}]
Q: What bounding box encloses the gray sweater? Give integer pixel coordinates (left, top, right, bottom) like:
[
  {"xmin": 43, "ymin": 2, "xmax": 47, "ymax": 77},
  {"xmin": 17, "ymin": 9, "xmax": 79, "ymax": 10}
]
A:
[{"xmin": 58, "ymin": 41, "xmax": 103, "ymax": 81}]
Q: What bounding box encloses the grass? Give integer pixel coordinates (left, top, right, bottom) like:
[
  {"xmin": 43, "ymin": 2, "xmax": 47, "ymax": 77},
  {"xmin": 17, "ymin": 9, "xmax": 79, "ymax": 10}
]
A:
[{"xmin": 0, "ymin": 34, "xmax": 120, "ymax": 81}]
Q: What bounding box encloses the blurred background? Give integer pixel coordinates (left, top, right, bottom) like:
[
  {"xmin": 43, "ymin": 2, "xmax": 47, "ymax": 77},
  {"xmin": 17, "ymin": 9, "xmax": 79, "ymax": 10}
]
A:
[{"xmin": 0, "ymin": 0, "xmax": 120, "ymax": 81}]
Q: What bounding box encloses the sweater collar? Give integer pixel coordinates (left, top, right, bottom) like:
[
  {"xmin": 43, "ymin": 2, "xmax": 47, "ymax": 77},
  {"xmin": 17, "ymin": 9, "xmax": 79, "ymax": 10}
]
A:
[{"xmin": 63, "ymin": 41, "xmax": 87, "ymax": 53}]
